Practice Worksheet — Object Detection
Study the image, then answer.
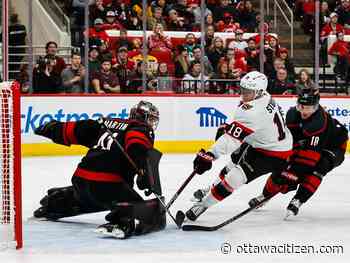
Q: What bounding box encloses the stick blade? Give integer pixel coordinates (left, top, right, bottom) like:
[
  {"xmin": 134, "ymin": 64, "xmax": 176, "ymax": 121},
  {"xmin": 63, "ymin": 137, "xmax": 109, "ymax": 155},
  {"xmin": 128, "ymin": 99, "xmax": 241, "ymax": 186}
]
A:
[{"xmin": 182, "ymin": 224, "xmax": 215, "ymax": 231}]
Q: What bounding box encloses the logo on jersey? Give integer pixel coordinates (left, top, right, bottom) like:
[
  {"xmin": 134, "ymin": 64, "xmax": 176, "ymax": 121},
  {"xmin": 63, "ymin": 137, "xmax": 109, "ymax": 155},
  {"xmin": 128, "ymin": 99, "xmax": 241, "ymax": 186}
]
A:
[{"xmin": 196, "ymin": 107, "xmax": 227, "ymax": 127}]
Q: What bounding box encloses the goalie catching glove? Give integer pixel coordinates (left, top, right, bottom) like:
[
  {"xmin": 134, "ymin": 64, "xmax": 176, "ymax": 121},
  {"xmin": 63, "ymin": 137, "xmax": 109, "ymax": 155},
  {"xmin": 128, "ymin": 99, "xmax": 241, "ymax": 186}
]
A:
[{"xmin": 193, "ymin": 149, "xmax": 215, "ymax": 175}]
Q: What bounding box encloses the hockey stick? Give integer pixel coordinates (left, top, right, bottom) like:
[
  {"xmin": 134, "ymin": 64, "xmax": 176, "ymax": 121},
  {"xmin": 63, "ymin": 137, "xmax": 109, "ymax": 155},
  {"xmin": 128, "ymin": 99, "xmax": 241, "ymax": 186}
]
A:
[
  {"xmin": 182, "ymin": 196, "xmax": 271, "ymax": 231},
  {"xmin": 166, "ymin": 170, "xmax": 197, "ymax": 209},
  {"xmin": 97, "ymin": 118, "xmax": 183, "ymax": 228}
]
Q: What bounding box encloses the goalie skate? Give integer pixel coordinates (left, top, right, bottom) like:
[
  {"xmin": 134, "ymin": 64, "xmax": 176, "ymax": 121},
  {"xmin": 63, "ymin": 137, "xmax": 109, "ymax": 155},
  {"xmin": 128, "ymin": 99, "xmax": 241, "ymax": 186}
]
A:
[{"xmin": 95, "ymin": 220, "xmax": 136, "ymax": 239}]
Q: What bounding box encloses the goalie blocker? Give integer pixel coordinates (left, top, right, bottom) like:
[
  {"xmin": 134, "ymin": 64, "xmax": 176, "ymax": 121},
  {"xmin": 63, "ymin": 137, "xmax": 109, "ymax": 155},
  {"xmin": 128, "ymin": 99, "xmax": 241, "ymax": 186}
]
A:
[{"xmin": 33, "ymin": 101, "xmax": 166, "ymax": 238}]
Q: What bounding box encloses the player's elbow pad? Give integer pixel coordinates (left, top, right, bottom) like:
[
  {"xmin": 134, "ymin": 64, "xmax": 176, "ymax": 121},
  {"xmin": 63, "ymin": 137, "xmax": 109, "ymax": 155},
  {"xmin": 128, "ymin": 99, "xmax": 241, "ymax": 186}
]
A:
[{"xmin": 315, "ymin": 149, "xmax": 344, "ymax": 175}]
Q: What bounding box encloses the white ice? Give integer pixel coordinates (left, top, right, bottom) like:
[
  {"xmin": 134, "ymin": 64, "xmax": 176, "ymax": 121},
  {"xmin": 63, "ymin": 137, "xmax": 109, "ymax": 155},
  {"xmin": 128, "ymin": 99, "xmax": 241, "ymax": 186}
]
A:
[{"xmin": 2, "ymin": 154, "xmax": 350, "ymax": 263}]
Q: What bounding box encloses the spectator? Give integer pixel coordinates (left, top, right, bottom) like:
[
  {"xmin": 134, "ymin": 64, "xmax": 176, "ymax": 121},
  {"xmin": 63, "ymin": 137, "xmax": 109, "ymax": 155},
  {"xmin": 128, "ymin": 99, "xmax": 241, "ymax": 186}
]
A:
[
  {"xmin": 210, "ymin": 60, "xmax": 238, "ymax": 94},
  {"xmin": 321, "ymin": 12, "xmax": 344, "ymax": 42},
  {"xmin": 148, "ymin": 23, "xmax": 172, "ymax": 52},
  {"xmin": 268, "ymin": 35, "xmax": 280, "ymax": 58},
  {"xmin": 88, "ymin": 45, "xmax": 101, "ymax": 80},
  {"xmin": 33, "ymin": 55, "xmax": 62, "ymax": 93},
  {"xmin": 266, "ymin": 57, "xmax": 285, "ymax": 80},
  {"xmin": 7, "ymin": 14, "xmax": 27, "ymax": 80},
  {"xmin": 61, "ymin": 52, "xmax": 86, "ymax": 93},
  {"xmin": 228, "ymin": 29, "xmax": 248, "ymax": 51},
  {"xmin": 167, "ymin": 9, "xmax": 188, "ymax": 31},
  {"xmin": 244, "ymin": 38, "xmax": 260, "ymax": 71},
  {"xmin": 192, "ymin": 46, "xmax": 214, "ymax": 77},
  {"xmin": 296, "ymin": 68, "xmax": 314, "ymax": 94},
  {"xmin": 147, "ymin": 6, "xmax": 167, "ymax": 30},
  {"xmin": 205, "ymin": 25, "xmax": 215, "ymax": 52},
  {"xmin": 92, "ymin": 57, "xmax": 120, "ymax": 93},
  {"xmin": 301, "ymin": 0, "xmax": 315, "ymax": 35},
  {"xmin": 320, "ymin": 1, "xmax": 331, "ymax": 29},
  {"xmin": 89, "ymin": 0, "xmax": 105, "ymax": 24},
  {"xmin": 86, "ymin": 18, "xmax": 111, "ymax": 45},
  {"xmin": 213, "ymin": 0, "xmax": 237, "ymax": 23},
  {"xmin": 174, "ymin": 45, "xmax": 190, "ymax": 79},
  {"xmin": 125, "ymin": 10, "xmax": 142, "ymax": 30},
  {"xmin": 128, "ymin": 61, "xmax": 152, "ymax": 93},
  {"xmin": 205, "ymin": 13, "xmax": 215, "ymax": 28},
  {"xmin": 114, "ymin": 0, "xmax": 133, "ymax": 27},
  {"xmin": 219, "ymin": 48, "xmax": 247, "ymax": 80},
  {"xmin": 187, "ymin": 0, "xmax": 212, "ymax": 30},
  {"xmin": 113, "ymin": 46, "xmax": 136, "ymax": 92},
  {"xmin": 130, "ymin": 38, "xmax": 143, "ymax": 53},
  {"xmin": 16, "ymin": 64, "xmax": 30, "ymax": 93},
  {"xmin": 184, "ymin": 33, "xmax": 198, "ymax": 61},
  {"xmin": 267, "ymin": 68, "xmax": 295, "ymax": 94},
  {"xmin": 182, "ymin": 61, "xmax": 209, "ymax": 93},
  {"xmin": 238, "ymin": 0, "xmax": 257, "ymax": 32},
  {"xmin": 336, "ymin": 0, "xmax": 350, "ymax": 28},
  {"xmin": 172, "ymin": 0, "xmax": 195, "ymax": 28},
  {"xmin": 277, "ymin": 47, "xmax": 296, "ymax": 82},
  {"xmin": 102, "ymin": 10, "xmax": 124, "ymax": 30},
  {"xmin": 216, "ymin": 12, "xmax": 241, "ymax": 33},
  {"xmin": 328, "ymin": 31, "xmax": 350, "ymax": 80},
  {"xmin": 150, "ymin": 62, "xmax": 173, "ymax": 91},
  {"xmin": 45, "ymin": 41, "xmax": 66, "ymax": 76},
  {"xmin": 116, "ymin": 29, "xmax": 132, "ymax": 51},
  {"xmin": 207, "ymin": 36, "xmax": 225, "ymax": 70}
]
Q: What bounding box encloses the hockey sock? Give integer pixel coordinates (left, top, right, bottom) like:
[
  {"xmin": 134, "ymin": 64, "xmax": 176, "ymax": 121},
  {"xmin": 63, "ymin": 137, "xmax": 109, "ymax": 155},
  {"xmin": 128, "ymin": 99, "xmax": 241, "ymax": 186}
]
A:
[
  {"xmin": 203, "ymin": 165, "xmax": 247, "ymax": 207},
  {"xmin": 294, "ymin": 174, "xmax": 321, "ymax": 203}
]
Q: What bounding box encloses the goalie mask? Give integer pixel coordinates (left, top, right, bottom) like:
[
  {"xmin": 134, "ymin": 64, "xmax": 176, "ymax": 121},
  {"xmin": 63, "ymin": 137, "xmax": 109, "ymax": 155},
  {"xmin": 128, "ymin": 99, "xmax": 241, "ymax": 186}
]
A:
[
  {"xmin": 296, "ymin": 87, "xmax": 320, "ymax": 120},
  {"xmin": 239, "ymin": 71, "xmax": 268, "ymax": 102},
  {"xmin": 130, "ymin": 101, "xmax": 160, "ymax": 130}
]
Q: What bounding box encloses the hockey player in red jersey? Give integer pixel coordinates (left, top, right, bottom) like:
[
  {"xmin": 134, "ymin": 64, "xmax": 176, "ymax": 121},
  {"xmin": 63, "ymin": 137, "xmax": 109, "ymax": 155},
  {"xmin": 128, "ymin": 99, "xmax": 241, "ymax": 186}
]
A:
[
  {"xmin": 33, "ymin": 101, "xmax": 166, "ymax": 239},
  {"xmin": 249, "ymin": 87, "xmax": 348, "ymax": 217},
  {"xmin": 185, "ymin": 71, "xmax": 293, "ymax": 221}
]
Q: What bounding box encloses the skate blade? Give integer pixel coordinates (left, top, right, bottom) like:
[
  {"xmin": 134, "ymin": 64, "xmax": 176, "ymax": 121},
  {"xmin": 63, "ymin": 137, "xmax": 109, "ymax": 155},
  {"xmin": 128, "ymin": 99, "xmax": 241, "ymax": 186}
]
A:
[
  {"xmin": 27, "ymin": 216, "xmax": 50, "ymax": 222},
  {"xmin": 94, "ymin": 227, "xmax": 126, "ymax": 239},
  {"xmin": 283, "ymin": 210, "xmax": 295, "ymax": 221}
]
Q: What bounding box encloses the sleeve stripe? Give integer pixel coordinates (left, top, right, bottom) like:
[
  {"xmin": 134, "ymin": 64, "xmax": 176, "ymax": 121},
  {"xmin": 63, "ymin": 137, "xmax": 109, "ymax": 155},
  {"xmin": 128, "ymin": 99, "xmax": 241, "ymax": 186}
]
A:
[
  {"xmin": 296, "ymin": 150, "xmax": 321, "ymax": 162},
  {"xmin": 125, "ymin": 131, "xmax": 152, "ymax": 150},
  {"xmin": 294, "ymin": 157, "xmax": 317, "ymax": 167},
  {"xmin": 64, "ymin": 122, "xmax": 78, "ymax": 145},
  {"xmin": 232, "ymin": 121, "xmax": 254, "ymax": 134}
]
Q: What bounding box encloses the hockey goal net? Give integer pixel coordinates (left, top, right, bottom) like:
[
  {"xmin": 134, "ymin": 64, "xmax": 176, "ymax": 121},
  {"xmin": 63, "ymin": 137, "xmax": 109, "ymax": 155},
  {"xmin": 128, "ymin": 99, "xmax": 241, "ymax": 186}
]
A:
[{"xmin": 0, "ymin": 82, "xmax": 22, "ymax": 249}]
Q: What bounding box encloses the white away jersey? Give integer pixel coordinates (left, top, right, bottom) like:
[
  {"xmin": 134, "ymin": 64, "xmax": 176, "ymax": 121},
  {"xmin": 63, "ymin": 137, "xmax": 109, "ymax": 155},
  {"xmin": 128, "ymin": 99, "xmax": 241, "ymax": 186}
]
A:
[{"xmin": 209, "ymin": 93, "xmax": 293, "ymax": 159}]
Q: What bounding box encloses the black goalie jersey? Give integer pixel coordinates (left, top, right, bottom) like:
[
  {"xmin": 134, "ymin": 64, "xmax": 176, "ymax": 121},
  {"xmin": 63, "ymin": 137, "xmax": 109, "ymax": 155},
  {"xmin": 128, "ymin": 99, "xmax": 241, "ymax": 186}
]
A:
[{"xmin": 41, "ymin": 118, "xmax": 154, "ymax": 186}]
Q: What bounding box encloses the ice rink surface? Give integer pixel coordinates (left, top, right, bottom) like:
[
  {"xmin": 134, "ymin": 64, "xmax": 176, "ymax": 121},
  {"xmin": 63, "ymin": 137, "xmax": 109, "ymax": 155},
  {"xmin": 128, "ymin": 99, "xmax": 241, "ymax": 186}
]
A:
[{"xmin": 2, "ymin": 154, "xmax": 350, "ymax": 263}]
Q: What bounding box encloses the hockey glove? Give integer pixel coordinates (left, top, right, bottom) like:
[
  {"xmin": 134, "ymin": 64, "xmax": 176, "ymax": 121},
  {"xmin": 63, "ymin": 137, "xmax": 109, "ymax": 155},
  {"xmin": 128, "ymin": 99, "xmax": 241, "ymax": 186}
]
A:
[
  {"xmin": 193, "ymin": 149, "xmax": 215, "ymax": 175},
  {"xmin": 215, "ymin": 123, "xmax": 230, "ymax": 141},
  {"xmin": 314, "ymin": 150, "xmax": 336, "ymax": 178},
  {"xmin": 34, "ymin": 120, "xmax": 59, "ymax": 138}
]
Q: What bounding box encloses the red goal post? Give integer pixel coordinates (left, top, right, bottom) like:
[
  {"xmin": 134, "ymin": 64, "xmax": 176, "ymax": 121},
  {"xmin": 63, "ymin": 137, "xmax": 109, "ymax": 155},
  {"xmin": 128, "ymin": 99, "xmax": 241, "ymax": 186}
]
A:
[{"xmin": 0, "ymin": 81, "xmax": 22, "ymax": 249}]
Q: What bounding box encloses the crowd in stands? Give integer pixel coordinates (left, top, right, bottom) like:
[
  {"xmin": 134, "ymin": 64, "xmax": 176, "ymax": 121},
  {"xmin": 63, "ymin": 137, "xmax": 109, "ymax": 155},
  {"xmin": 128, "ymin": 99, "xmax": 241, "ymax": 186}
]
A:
[{"xmin": 12, "ymin": 0, "xmax": 350, "ymax": 94}]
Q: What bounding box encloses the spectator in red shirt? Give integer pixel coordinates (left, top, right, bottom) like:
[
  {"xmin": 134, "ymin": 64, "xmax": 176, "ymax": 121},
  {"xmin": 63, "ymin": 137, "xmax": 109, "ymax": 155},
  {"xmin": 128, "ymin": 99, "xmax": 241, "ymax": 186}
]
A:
[
  {"xmin": 321, "ymin": 12, "xmax": 344, "ymax": 42},
  {"xmin": 86, "ymin": 18, "xmax": 110, "ymax": 45},
  {"xmin": 45, "ymin": 41, "xmax": 66, "ymax": 75},
  {"xmin": 92, "ymin": 57, "xmax": 120, "ymax": 93},
  {"xmin": 148, "ymin": 23, "xmax": 172, "ymax": 52},
  {"xmin": 328, "ymin": 31, "xmax": 350, "ymax": 80}
]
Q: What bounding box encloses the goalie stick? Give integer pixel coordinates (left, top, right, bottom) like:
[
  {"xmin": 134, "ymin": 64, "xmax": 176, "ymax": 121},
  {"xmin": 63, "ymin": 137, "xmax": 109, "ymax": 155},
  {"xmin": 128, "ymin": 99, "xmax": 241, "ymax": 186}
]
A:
[
  {"xmin": 182, "ymin": 196, "xmax": 271, "ymax": 231},
  {"xmin": 97, "ymin": 117, "xmax": 184, "ymax": 228}
]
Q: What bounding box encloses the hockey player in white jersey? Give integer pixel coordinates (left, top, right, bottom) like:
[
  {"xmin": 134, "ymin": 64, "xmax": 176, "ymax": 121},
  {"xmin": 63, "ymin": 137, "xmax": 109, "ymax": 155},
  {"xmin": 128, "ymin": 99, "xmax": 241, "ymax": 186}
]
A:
[{"xmin": 185, "ymin": 71, "xmax": 293, "ymax": 221}]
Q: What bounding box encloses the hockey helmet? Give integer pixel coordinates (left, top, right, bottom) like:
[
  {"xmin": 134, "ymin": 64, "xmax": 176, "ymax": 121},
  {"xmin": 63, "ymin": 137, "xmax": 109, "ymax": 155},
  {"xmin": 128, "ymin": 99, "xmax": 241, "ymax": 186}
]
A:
[
  {"xmin": 130, "ymin": 101, "xmax": 160, "ymax": 130},
  {"xmin": 297, "ymin": 87, "xmax": 320, "ymax": 106},
  {"xmin": 239, "ymin": 71, "xmax": 268, "ymax": 101}
]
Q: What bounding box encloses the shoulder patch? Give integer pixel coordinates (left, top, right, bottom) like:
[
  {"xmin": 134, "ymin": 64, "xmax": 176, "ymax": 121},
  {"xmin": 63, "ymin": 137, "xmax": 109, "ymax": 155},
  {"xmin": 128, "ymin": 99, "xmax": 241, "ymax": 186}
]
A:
[{"xmin": 241, "ymin": 103, "xmax": 253, "ymax": 111}]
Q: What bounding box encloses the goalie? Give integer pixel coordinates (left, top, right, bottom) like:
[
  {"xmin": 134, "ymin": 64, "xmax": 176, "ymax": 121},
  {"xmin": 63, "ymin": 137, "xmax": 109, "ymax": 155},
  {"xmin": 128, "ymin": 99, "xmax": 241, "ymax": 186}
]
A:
[{"xmin": 33, "ymin": 101, "xmax": 166, "ymax": 239}]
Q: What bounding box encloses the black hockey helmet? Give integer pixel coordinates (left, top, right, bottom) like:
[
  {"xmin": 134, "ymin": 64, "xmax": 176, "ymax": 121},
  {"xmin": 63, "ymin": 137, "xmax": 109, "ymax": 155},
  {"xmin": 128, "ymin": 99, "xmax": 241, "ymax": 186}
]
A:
[
  {"xmin": 297, "ymin": 87, "xmax": 320, "ymax": 106},
  {"xmin": 130, "ymin": 101, "xmax": 160, "ymax": 130}
]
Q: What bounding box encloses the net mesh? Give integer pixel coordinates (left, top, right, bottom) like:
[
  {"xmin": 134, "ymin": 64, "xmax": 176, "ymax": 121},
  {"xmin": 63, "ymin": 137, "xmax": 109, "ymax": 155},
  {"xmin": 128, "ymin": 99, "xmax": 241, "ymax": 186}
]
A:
[{"xmin": 0, "ymin": 82, "xmax": 16, "ymax": 249}]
